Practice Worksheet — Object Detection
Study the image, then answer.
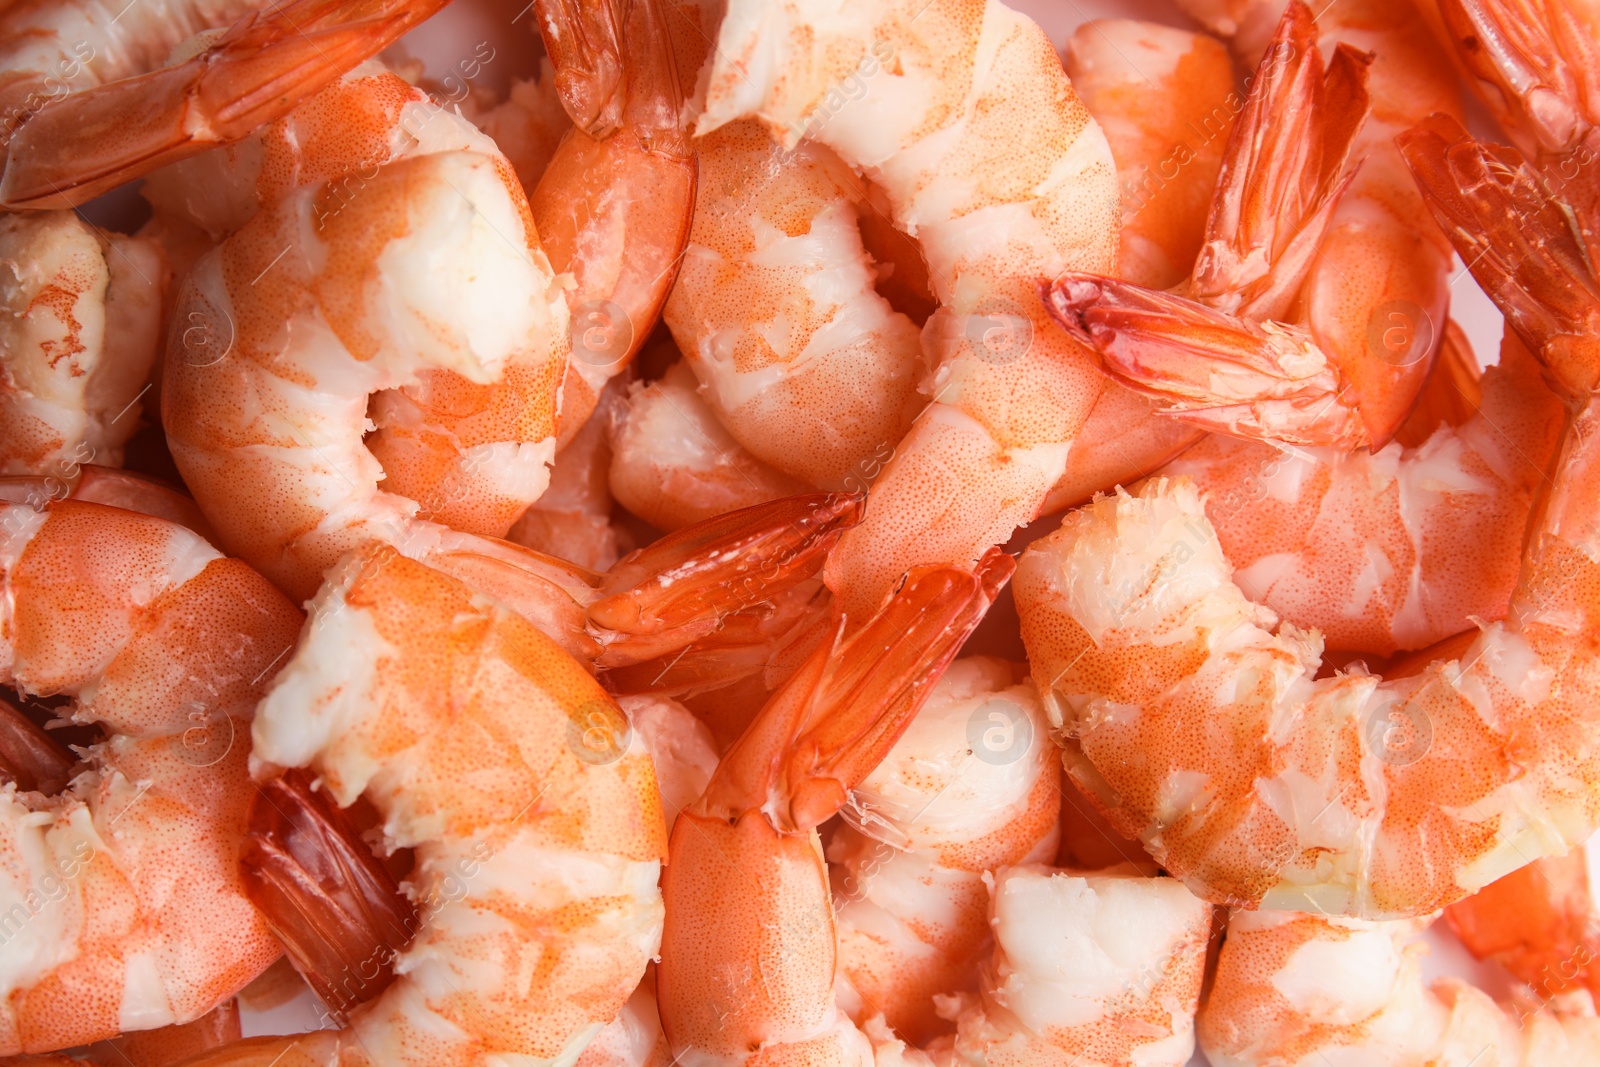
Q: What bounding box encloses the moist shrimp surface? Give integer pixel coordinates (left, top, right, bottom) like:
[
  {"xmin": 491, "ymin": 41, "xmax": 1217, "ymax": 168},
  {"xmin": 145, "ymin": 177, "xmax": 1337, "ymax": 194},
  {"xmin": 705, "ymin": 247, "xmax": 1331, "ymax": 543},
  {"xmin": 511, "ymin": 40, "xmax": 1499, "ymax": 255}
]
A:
[
  {"xmin": 0, "ymin": 500, "xmax": 301, "ymax": 1054},
  {"xmin": 698, "ymin": 0, "xmax": 1120, "ymax": 619}
]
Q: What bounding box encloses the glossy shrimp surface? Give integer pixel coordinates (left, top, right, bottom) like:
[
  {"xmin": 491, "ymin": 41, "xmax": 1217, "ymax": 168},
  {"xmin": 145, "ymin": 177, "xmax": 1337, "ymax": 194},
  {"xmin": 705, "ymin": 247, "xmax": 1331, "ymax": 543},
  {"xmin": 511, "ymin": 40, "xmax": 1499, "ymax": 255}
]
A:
[
  {"xmin": 0, "ymin": 501, "xmax": 301, "ymax": 1054},
  {"xmin": 178, "ymin": 545, "xmax": 669, "ymax": 1066},
  {"xmin": 697, "ymin": 0, "xmax": 1119, "ymax": 619}
]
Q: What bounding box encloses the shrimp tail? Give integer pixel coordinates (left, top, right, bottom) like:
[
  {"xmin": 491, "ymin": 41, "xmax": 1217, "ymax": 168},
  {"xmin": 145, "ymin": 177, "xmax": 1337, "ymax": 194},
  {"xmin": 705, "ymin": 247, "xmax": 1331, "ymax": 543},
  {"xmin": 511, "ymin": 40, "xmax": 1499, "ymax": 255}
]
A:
[
  {"xmin": 240, "ymin": 770, "xmax": 417, "ymax": 1024},
  {"xmin": 1399, "ymin": 113, "xmax": 1600, "ymax": 402},
  {"xmin": 0, "ymin": 695, "xmax": 76, "ymax": 794},
  {"xmin": 535, "ymin": 0, "xmax": 686, "ymax": 153},
  {"xmin": 699, "ymin": 547, "xmax": 1013, "ymax": 833},
  {"xmin": 0, "ymin": 0, "xmax": 450, "ymax": 210},
  {"xmin": 1436, "ymin": 0, "xmax": 1600, "ymax": 161},
  {"xmin": 1044, "ymin": 275, "xmax": 1368, "ymax": 448},
  {"xmin": 1042, "ymin": 1, "xmax": 1374, "ymax": 450},
  {"xmin": 589, "ymin": 492, "xmax": 864, "ymax": 669},
  {"xmin": 1190, "ymin": 2, "xmax": 1372, "ymax": 320}
]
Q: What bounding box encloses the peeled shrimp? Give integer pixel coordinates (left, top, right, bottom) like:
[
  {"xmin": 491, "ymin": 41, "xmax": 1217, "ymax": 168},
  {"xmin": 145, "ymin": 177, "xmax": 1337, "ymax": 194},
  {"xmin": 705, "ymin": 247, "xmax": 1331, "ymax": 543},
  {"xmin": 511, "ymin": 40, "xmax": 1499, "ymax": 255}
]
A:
[
  {"xmin": 1446, "ymin": 838, "xmax": 1600, "ymax": 1013},
  {"xmin": 508, "ymin": 382, "xmax": 625, "ymax": 571},
  {"xmin": 1199, "ymin": 910, "xmax": 1600, "ymax": 1065},
  {"xmin": 1043, "ymin": 19, "xmax": 1236, "ymax": 512},
  {"xmin": 144, "ymin": 57, "xmax": 568, "ymax": 589},
  {"xmin": 171, "ymin": 543, "xmax": 667, "ymax": 1066},
  {"xmin": 1013, "ymin": 132, "xmax": 1600, "ymax": 913},
  {"xmin": 829, "ymin": 657, "xmax": 1060, "ymax": 1043},
  {"xmin": 607, "ymin": 361, "xmax": 808, "ymax": 532},
  {"xmin": 0, "ymin": 211, "xmax": 166, "ymax": 475},
  {"xmin": 1156, "ymin": 327, "xmax": 1561, "ymax": 655},
  {"xmin": 658, "ymin": 551, "xmax": 1012, "ymax": 1066},
  {"xmin": 0, "ymin": 500, "xmax": 301, "ymax": 1054},
  {"xmin": 0, "ymin": 0, "xmax": 449, "ymax": 210},
  {"xmin": 698, "ymin": 0, "xmax": 1119, "ymax": 619},
  {"xmin": 937, "ymin": 866, "xmax": 1214, "ymax": 1067},
  {"xmin": 663, "ymin": 119, "xmax": 926, "ymax": 491},
  {"xmin": 1054, "ymin": 0, "xmax": 1463, "ymax": 451}
]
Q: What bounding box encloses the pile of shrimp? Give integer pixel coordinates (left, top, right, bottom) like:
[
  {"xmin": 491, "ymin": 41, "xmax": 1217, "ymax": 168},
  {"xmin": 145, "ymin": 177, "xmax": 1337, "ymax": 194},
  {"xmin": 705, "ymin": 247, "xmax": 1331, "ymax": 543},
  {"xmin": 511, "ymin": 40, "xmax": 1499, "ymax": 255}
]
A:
[{"xmin": 0, "ymin": 0, "xmax": 1597, "ymax": 1064}]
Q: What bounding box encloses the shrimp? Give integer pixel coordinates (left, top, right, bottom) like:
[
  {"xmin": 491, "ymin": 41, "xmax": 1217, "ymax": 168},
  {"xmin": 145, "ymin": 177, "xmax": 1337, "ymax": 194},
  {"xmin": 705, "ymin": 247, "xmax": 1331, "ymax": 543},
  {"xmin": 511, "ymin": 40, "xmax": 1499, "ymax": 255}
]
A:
[
  {"xmin": 508, "ymin": 382, "xmax": 625, "ymax": 571},
  {"xmin": 0, "ymin": 211, "xmax": 166, "ymax": 476},
  {"xmin": 1446, "ymin": 837, "xmax": 1600, "ymax": 1010},
  {"xmin": 1056, "ymin": 0, "xmax": 1463, "ymax": 452},
  {"xmin": 607, "ymin": 361, "xmax": 809, "ymax": 532},
  {"xmin": 657, "ymin": 550, "xmax": 1012, "ymax": 1066},
  {"xmin": 0, "ymin": 465, "xmax": 215, "ymax": 541},
  {"xmin": 936, "ymin": 866, "xmax": 1214, "ymax": 1067},
  {"xmin": 828, "ymin": 657, "xmax": 1060, "ymax": 1044},
  {"xmin": 2, "ymin": 1000, "xmax": 241, "ymax": 1066},
  {"xmin": 0, "ymin": 499, "xmax": 302, "ymax": 1054},
  {"xmin": 662, "ymin": 118, "xmax": 927, "ymax": 491},
  {"xmin": 1042, "ymin": 20, "xmax": 1236, "ymax": 513},
  {"xmin": 0, "ymin": 0, "xmax": 451, "ymax": 210},
  {"xmin": 1151, "ymin": 325, "xmax": 1562, "ymax": 655},
  {"xmin": 696, "ymin": 0, "xmax": 1119, "ymax": 619},
  {"xmin": 1199, "ymin": 909, "xmax": 1600, "ymax": 1065},
  {"xmin": 166, "ymin": 542, "xmax": 667, "ymax": 1067},
  {"xmin": 525, "ymin": 0, "xmax": 697, "ymax": 444},
  {"xmin": 1012, "ymin": 106, "xmax": 1600, "ymax": 917}
]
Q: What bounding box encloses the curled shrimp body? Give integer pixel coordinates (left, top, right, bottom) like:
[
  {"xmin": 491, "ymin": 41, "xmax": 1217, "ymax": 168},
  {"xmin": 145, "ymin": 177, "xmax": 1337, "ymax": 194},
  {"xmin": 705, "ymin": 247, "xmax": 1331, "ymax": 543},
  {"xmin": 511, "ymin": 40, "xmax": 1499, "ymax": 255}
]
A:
[
  {"xmin": 171, "ymin": 544, "xmax": 668, "ymax": 1067},
  {"xmin": 1052, "ymin": 0, "xmax": 1464, "ymax": 453},
  {"xmin": 1199, "ymin": 910, "xmax": 1600, "ymax": 1065},
  {"xmin": 606, "ymin": 361, "xmax": 808, "ymax": 533},
  {"xmin": 0, "ymin": 0, "xmax": 450, "ymax": 210},
  {"xmin": 658, "ymin": 552, "xmax": 1012, "ymax": 1067},
  {"xmin": 1014, "ymin": 112, "xmax": 1600, "ymax": 918},
  {"xmin": 938, "ymin": 867, "xmax": 1214, "ymax": 1067},
  {"xmin": 151, "ymin": 60, "xmax": 568, "ymax": 600},
  {"xmin": 697, "ymin": 0, "xmax": 1119, "ymax": 619},
  {"xmin": 662, "ymin": 119, "xmax": 926, "ymax": 491},
  {"xmin": 0, "ymin": 500, "xmax": 301, "ymax": 1054},
  {"xmin": 829, "ymin": 657, "xmax": 1060, "ymax": 1044},
  {"xmin": 1043, "ymin": 20, "xmax": 1236, "ymax": 512},
  {"xmin": 0, "ymin": 212, "xmax": 166, "ymax": 475},
  {"xmin": 1157, "ymin": 328, "xmax": 1562, "ymax": 655}
]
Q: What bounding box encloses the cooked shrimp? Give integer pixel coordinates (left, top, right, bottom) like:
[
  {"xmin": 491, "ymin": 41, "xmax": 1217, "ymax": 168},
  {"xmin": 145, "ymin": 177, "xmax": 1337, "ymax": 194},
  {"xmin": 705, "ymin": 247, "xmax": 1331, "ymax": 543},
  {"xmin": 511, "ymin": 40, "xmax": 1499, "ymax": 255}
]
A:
[
  {"xmin": 1446, "ymin": 837, "xmax": 1600, "ymax": 1009},
  {"xmin": 1014, "ymin": 159, "xmax": 1600, "ymax": 915},
  {"xmin": 172, "ymin": 543, "xmax": 667, "ymax": 1067},
  {"xmin": 508, "ymin": 382, "xmax": 625, "ymax": 571},
  {"xmin": 1051, "ymin": 0, "xmax": 1464, "ymax": 452},
  {"xmin": 2, "ymin": 1000, "xmax": 241, "ymax": 1067},
  {"xmin": 0, "ymin": 0, "xmax": 450, "ymax": 210},
  {"xmin": 697, "ymin": 0, "xmax": 1119, "ymax": 619},
  {"xmin": 937, "ymin": 866, "xmax": 1214, "ymax": 1067},
  {"xmin": 1199, "ymin": 909, "xmax": 1600, "ymax": 1065},
  {"xmin": 658, "ymin": 550, "xmax": 1012, "ymax": 1066},
  {"xmin": 1155, "ymin": 326, "xmax": 1562, "ymax": 655},
  {"xmin": 0, "ymin": 499, "xmax": 302, "ymax": 1054},
  {"xmin": 1043, "ymin": 19, "xmax": 1237, "ymax": 513},
  {"xmin": 0, "ymin": 465, "xmax": 215, "ymax": 541},
  {"xmin": 142, "ymin": 56, "xmax": 569, "ymax": 579},
  {"xmin": 663, "ymin": 118, "xmax": 926, "ymax": 491},
  {"xmin": 828, "ymin": 657, "xmax": 1060, "ymax": 1044},
  {"xmin": 526, "ymin": 0, "xmax": 696, "ymax": 444},
  {"xmin": 607, "ymin": 361, "xmax": 809, "ymax": 532},
  {"xmin": 0, "ymin": 211, "xmax": 166, "ymax": 475}
]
